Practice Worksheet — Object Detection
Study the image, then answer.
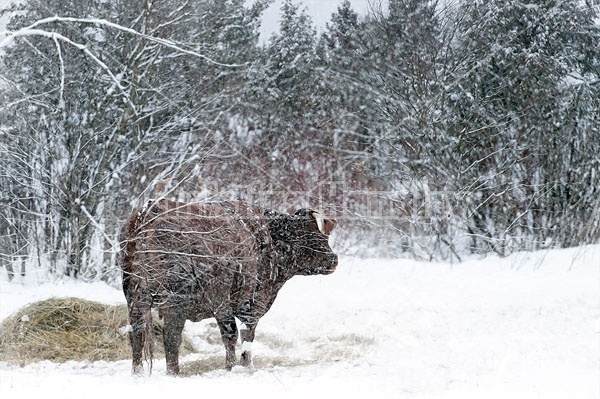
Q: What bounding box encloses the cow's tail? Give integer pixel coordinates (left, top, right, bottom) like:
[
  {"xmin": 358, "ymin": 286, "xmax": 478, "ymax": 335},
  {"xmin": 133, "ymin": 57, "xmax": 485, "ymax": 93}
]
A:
[
  {"xmin": 142, "ymin": 306, "xmax": 154, "ymax": 375},
  {"xmin": 125, "ymin": 288, "xmax": 155, "ymax": 375},
  {"xmin": 120, "ymin": 205, "xmax": 154, "ymax": 375}
]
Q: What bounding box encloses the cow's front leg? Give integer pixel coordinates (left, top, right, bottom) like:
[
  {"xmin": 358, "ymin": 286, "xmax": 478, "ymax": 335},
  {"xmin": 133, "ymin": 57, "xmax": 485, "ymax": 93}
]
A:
[
  {"xmin": 216, "ymin": 314, "xmax": 238, "ymax": 370},
  {"xmin": 239, "ymin": 321, "xmax": 257, "ymax": 368}
]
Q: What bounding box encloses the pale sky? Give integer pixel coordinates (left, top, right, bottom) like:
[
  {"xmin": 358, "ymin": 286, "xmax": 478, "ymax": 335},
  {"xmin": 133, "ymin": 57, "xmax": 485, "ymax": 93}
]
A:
[
  {"xmin": 0, "ymin": 1, "xmax": 380, "ymax": 43},
  {"xmin": 258, "ymin": 0, "xmax": 378, "ymax": 40}
]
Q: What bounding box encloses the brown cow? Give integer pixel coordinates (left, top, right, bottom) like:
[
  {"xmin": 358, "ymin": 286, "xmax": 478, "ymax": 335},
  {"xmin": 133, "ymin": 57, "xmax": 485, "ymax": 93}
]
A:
[{"xmin": 119, "ymin": 199, "xmax": 337, "ymax": 375}]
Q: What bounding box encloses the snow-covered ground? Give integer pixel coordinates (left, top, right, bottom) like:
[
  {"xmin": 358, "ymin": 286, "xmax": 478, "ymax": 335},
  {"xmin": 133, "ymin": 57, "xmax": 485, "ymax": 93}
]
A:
[{"xmin": 1, "ymin": 245, "xmax": 599, "ymax": 399}]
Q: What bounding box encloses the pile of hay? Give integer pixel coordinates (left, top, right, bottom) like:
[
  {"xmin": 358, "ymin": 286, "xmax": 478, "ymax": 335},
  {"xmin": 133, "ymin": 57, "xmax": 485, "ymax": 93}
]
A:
[{"xmin": 0, "ymin": 297, "xmax": 195, "ymax": 365}]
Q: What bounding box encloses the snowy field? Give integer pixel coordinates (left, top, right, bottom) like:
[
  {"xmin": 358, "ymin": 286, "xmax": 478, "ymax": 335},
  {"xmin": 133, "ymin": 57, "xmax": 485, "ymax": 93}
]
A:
[{"xmin": 0, "ymin": 245, "xmax": 599, "ymax": 399}]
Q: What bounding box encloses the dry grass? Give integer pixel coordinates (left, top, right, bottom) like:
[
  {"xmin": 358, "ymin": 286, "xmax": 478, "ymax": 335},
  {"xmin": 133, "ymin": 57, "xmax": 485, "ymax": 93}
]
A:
[{"xmin": 0, "ymin": 297, "xmax": 195, "ymax": 366}]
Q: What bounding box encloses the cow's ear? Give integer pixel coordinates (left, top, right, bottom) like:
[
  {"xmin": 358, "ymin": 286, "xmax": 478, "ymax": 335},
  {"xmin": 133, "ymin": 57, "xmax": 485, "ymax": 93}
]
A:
[
  {"xmin": 322, "ymin": 218, "xmax": 337, "ymax": 236},
  {"xmin": 309, "ymin": 211, "xmax": 336, "ymax": 236}
]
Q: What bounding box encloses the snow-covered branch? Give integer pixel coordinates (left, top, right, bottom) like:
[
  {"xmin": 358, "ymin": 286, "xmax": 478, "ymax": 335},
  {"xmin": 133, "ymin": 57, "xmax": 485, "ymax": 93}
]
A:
[
  {"xmin": 0, "ymin": 16, "xmax": 244, "ymax": 67},
  {"xmin": 1, "ymin": 28, "xmax": 135, "ymax": 112}
]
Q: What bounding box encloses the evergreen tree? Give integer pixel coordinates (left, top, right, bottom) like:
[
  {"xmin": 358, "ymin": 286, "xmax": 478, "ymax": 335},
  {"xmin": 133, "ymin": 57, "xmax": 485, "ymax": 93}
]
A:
[
  {"xmin": 442, "ymin": 0, "xmax": 600, "ymax": 252},
  {"xmin": 264, "ymin": 0, "xmax": 318, "ymax": 116},
  {"xmin": 320, "ymin": 0, "xmax": 371, "ymax": 182},
  {"xmin": 230, "ymin": 0, "xmax": 332, "ymax": 198},
  {"xmin": 357, "ymin": 0, "xmax": 443, "ymax": 178}
]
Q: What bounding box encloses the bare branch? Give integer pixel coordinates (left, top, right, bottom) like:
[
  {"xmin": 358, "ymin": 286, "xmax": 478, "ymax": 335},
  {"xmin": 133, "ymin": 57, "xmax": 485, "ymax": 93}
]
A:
[{"xmin": 0, "ymin": 16, "xmax": 245, "ymax": 67}]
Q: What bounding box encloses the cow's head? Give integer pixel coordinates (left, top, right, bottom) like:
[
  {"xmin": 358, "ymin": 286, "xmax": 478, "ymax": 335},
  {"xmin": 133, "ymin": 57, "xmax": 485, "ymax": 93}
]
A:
[{"xmin": 266, "ymin": 209, "xmax": 338, "ymax": 276}]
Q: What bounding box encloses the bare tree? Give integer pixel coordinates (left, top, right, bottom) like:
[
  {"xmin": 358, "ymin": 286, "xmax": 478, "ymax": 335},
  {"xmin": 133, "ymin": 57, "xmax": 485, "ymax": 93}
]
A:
[{"xmin": 0, "ymin": 0, "xmax": 266, "ymax": 280}]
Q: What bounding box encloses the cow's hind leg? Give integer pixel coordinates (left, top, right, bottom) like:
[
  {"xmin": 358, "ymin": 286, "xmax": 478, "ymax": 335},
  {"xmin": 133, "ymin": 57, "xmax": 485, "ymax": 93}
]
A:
[
  {"xmin": 128, "ymin": 304, "xmax": 146, "ymax": 375},
  {"xmin": 162, "ymin": 313, "xmax": 186, "ymax": 376},
  {"xmin": 216, "ymin": 314, "xmax": 238, "ymax": 370},
  {"xmin": 124, "ymin": 282, "xmax": 152, "ymax": 375}
]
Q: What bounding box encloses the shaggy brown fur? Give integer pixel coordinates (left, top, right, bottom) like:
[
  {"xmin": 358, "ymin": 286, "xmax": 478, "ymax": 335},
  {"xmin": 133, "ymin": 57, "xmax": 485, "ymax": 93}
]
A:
[{"xmin": 119, "ymin": 199, "xmax": 337, "ymax": 375}]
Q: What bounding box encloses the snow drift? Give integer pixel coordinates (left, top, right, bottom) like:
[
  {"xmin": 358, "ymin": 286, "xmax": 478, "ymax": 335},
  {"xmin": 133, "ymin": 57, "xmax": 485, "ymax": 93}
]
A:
[{"xmin": 0, "ymin": 245, "xmax": 598, "ymax": 398}]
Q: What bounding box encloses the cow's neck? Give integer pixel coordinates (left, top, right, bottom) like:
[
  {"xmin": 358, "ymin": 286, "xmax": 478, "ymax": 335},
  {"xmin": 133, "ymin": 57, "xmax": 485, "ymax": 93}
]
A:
[{"xmin": 252, "ymin": 254, "xmax": 296, "ymax": 317}]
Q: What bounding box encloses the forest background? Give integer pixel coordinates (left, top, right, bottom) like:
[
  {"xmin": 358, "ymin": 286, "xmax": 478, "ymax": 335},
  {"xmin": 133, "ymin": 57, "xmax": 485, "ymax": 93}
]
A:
[{"xmin": 0, "ymin": 0, "xmax": 598, "ymax": 281}]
